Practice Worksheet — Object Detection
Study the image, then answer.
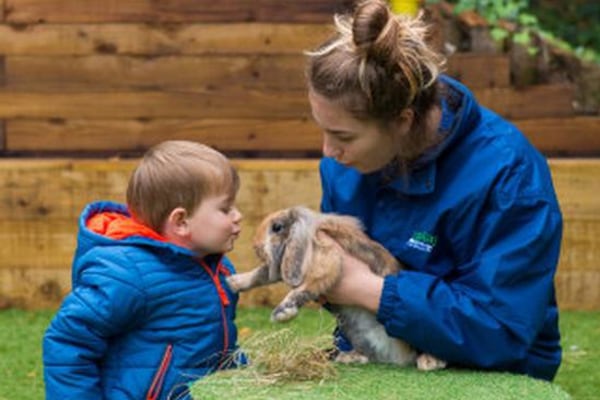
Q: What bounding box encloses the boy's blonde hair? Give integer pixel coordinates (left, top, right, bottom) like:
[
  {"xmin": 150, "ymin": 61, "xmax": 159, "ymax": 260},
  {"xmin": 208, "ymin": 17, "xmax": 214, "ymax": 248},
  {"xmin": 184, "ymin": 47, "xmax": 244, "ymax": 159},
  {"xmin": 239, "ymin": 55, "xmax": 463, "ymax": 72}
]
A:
[{"xmin": 126, "ymin": 140, "xmax": 239, "ymax": 232}]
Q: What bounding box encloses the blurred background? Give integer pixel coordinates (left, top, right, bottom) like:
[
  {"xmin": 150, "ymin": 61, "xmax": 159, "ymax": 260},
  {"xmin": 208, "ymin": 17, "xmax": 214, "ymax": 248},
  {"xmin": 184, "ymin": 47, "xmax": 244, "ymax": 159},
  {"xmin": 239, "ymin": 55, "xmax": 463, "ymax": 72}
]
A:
[{"xmin": 0, "ymin": 0, "xmax": 598, "ymax": 311}]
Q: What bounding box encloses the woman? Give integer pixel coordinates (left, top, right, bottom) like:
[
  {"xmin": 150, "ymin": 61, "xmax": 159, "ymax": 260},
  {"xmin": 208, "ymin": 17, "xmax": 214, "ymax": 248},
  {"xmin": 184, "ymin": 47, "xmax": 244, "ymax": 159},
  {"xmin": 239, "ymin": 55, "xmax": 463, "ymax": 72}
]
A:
[{"xmin": 307, "ymin": 0, "xmax": 562, "ymax": 381}]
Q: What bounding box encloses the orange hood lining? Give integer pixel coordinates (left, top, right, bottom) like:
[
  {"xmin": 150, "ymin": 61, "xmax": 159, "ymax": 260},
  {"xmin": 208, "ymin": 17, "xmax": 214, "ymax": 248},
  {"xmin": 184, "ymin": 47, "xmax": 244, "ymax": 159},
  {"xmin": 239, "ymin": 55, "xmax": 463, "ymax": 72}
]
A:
[{"xmin": 87, "ymin": 212, "xmax": 167, "ymax": 242}]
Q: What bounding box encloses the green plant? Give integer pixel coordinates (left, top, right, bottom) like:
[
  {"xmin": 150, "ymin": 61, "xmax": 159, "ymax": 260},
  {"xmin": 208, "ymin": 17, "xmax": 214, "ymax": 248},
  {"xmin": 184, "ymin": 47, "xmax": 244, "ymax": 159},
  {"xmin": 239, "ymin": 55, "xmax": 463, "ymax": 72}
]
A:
[{"xmin": 426, "ymin": 0, "xmax": 600, "ymax": 63}]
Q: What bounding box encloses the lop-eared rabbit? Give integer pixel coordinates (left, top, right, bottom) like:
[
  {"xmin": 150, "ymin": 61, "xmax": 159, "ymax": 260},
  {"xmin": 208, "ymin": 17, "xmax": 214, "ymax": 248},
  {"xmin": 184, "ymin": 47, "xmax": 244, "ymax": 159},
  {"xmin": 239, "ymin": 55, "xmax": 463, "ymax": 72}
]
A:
[{"xmin": 226, "ymin": 206, "xmax": 445, "ymax": 370}]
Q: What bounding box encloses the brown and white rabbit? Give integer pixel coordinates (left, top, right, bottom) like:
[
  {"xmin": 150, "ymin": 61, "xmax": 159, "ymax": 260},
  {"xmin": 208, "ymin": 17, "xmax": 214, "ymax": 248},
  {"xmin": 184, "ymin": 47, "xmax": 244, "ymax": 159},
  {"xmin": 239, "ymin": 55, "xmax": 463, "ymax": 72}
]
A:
[{"xmin": 226, "ymin": 206, "xmax": 446, "ymax": 370}]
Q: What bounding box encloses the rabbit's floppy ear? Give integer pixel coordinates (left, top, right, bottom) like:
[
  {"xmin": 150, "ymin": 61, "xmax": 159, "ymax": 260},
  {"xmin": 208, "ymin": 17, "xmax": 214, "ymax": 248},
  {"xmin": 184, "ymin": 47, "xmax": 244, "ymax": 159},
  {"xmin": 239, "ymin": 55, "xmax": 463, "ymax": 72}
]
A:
[{"xmin": 280, "ymin": 207, "xmax": 314, "ymax": 287}]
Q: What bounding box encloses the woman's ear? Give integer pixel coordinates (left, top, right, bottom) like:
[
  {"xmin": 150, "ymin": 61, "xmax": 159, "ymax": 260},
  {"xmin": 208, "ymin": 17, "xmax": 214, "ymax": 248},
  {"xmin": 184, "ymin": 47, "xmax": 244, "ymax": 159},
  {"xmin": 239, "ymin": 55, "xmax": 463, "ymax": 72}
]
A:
[
  {"xmin": 164, "ymin": 207, "xmax": 189, "ymax": 238},
  {"xmin": 392, "ymin": 108, "xmax": 415, "ymax": 136}
]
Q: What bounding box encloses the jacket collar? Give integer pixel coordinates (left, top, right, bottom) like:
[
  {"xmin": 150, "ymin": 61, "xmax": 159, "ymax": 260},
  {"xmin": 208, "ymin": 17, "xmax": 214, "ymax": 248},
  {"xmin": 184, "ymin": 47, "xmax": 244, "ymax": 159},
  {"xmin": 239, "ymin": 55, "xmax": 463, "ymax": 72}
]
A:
[{"xmin": 383, "ymin": 75, "xmax": 481, "ymax": 196}]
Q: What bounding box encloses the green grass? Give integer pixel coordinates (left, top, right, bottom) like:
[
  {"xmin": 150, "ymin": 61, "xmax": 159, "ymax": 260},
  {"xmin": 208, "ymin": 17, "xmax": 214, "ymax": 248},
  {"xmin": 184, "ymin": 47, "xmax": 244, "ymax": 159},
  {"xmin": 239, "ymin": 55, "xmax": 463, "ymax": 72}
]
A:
[
  {"xmin": 0, "ymin": 310, "xmax": 53, "ymax": 400},
  {"xmin": 1, "ymin": 308, "xmax": 598, "ymax": 399}
]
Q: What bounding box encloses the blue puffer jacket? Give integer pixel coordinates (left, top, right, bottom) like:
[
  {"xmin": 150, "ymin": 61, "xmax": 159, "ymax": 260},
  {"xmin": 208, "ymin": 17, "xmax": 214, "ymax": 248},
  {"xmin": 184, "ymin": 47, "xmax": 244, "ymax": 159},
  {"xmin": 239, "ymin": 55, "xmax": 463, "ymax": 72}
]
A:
[
  {"xmin": 321, "ymin": 76, "xmax": 562, "ymax": 381},
  {"xmin": 43, "ymin": 201, "xmax": 243, "ymax": 400}
]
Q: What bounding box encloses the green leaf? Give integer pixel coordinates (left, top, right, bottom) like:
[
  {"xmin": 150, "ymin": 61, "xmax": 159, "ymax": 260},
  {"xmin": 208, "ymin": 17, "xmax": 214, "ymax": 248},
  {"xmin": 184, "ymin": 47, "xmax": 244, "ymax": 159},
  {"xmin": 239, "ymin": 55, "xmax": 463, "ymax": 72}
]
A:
[
  {"xmin": 514, "ymin": 31, "xmax": 531, "ymax": 46},
  {"xmin": 490, "ymin": 27, "xmax": 509, "ymax": 42}
]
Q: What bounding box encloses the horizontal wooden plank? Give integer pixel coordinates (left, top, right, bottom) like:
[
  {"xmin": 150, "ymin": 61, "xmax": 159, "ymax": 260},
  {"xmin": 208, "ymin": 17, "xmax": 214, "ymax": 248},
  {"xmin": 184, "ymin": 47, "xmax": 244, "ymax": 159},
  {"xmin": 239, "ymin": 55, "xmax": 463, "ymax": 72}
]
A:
[
  {"xmin": 0, "ymin": 120, "xmax": 5, "ymax": 151},
  {"xmin": 0, "ymin": 266, "xmax": 290, "ymax": 309},
  {"xmin": 5, "ymin": 118, "xmax": 322, "ymax": 152},
  {"xmin": 0, "ymin": 159, "xmax": 598, "ymax": 257},
  {"xmin": 2, "ymin": 214, "xmax": 596, "ymax": 275},
  {"xmin": 5, "ymin": 55, "xmax": 308, "ymax": 91},
  {"xmin": 4, "ymin": 53, "xmax": 511, "ymax": 92},
  {"xmin": 0, "ymin": 85, "xmax": 575, "ymax": 120},
  {"xmin": 516, "ymin": 117, "xmax": 600, "ymax": 156},
  {"xmin": 446, "ymin": 53, "xmax": 510, "ymax": 88},
  {"xmin": 0, "ymin": 90, "xmax": 310, "ymax": 119},
  {"xmin": 3, "ymin": 54, "xmax": 511, "ymax": 93},
  {"xmin": 0, "ymin": 220, "xmax": 77, "ymax": 269},
  {"xmin": 0, "ymin": 267, "xmax": 71, "ymax": 309},
  {"xmin": 4, "ymin": 0, "xmax": 350, "ymax": 23},
  {"xmin": 0, "ymin": 23, "xmax": 333, "ymax": 56},
  {"xmin": 555, "ymin": 271, "xmax": 600, "ymax": 311},
  {"xmin": 0, "ymin": 158, "xmax": 598, "ymax": 309},
  {"xmin": 3, "ymin": 264, "xmax": 598, "ymax": 310},
  {"xmin": 6, "ymin": 116, "xmax": 598, "ymax": 156},
  {"xmin": 474, "ymin": 84, "xmax": 575, "ymax": 119},
  {"xmin": 0, "ymin": 159, "xmax": 322, "ymax": 221},
  {"xmin": 550, "ymin": 158, "xmax": 600, "ymax": 218}
]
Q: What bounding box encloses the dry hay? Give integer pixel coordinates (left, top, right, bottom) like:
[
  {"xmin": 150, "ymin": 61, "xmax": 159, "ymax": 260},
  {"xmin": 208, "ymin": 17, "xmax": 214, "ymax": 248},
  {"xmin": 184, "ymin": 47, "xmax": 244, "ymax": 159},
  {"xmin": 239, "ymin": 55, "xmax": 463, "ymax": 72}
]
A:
[
  {"xmin": 192, "ymin": 328, "xmax": 338, "ymax": 398},
  {"xmin": 242, "ymin": 328, "xmax": 337, "ymax": 382}
]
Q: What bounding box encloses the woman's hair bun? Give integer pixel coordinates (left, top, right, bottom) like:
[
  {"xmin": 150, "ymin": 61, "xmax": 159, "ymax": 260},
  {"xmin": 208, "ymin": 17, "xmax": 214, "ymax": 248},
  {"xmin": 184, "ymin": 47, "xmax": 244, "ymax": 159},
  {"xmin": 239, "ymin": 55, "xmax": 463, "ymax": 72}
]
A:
[{"xmin": 352, "ymin": 0, "xmax": 392, "ymax": 54}]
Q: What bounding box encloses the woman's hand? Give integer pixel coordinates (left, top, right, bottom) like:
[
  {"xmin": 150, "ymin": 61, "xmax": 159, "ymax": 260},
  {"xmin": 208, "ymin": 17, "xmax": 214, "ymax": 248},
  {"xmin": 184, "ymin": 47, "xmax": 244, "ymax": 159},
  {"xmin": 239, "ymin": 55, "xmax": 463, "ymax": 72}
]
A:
[{"xmin": 321, "ymin": 235, "xmax": 384, "ymax": 313}]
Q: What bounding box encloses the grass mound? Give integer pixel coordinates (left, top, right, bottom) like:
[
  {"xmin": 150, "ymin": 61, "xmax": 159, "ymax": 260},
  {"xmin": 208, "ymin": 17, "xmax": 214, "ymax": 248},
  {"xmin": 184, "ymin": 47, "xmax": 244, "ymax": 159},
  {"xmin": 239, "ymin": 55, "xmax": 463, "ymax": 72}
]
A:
[
  {"xmin": 193, "ymin": 355, "xmax": 571, "ymax": 400},
  {"xmin": 192, "ymin": 309, "xmax": 571, "ymax": 400}
]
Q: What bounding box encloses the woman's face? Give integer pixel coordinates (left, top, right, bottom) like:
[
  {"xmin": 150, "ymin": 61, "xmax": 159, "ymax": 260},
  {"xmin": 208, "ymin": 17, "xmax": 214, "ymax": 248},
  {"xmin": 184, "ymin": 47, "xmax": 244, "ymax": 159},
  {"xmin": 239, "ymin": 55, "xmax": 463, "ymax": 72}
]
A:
[{"xmin": 309, "ymin": 90, "xmax": 407, "ymax": 174}]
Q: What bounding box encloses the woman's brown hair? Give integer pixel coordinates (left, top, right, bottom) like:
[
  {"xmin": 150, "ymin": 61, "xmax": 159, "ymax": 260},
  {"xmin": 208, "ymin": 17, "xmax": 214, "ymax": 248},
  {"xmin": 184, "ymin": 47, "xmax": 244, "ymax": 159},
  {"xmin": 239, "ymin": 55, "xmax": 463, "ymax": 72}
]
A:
[{"xmin": 307, "ymin": 0, "xmax": 445, "ymax": 165}]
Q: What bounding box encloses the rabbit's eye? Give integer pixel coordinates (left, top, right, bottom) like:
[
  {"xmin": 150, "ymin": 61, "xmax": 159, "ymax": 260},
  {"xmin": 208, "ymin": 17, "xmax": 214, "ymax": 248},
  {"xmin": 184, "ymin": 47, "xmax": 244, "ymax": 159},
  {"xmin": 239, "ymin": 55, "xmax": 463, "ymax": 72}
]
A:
[{"xmin": 271, "ymin": 222, "xmax": 284, "ymax": 234}]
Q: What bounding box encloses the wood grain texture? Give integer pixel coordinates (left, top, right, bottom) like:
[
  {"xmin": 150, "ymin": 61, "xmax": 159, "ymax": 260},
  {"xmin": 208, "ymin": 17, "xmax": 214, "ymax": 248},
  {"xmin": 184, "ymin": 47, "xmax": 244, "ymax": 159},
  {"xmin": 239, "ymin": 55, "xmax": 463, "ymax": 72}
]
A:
[
  {"xmin": 0, "ymin": 158, "xmax": 598, "ymax": 310},
  {"xmin": 515, "ymin": 117, "xmax": 600, "ymax": 156},
  {"xmin": 4, "ymin": 0, "xmax": 352, "ymax": 23},
  {"xmin": 6, "ymin": 118, "xmax": 322, "ymax": 152},
  {"xmin": 6, "ymin": 116, "xmax": 600, "ymax": 155},
  {"xmin": 3, "ymin": 53, "xmax": 509, "ymax": 91},
  {"xmin": 445, "ymin": 53, "xmax": 510, "ymax": 88},
  {"xmin": 473, "ymin": 84, "xmax": 575, "ymax": 119},
  {"xmin": 5, "ymin": 55, "xmax": 308, "ymax": 91},
  {"xmin": 0, "ymin": 90, "xmax": 310, "ymax": 119},
  {"xmin": 0, "ymin": 85, "xmax": 574, "ymax": 120},
  {"xmin": 0, "ymin": 23, "xmax": 333, "ymax": 56}
]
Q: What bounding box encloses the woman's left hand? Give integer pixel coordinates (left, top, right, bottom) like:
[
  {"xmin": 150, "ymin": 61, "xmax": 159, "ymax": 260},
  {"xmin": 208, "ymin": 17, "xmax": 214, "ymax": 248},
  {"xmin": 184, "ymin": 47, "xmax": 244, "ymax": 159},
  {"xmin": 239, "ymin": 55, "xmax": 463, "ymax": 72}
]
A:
[{"xmin": 321, "ymin": 235, "xmax": 384, "ymax": 313}]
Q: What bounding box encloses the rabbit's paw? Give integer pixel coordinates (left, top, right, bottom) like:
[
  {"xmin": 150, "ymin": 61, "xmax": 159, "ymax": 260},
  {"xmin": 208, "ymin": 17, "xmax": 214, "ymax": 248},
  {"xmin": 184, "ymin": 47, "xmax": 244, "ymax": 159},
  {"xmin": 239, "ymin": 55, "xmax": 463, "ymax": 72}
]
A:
[
  {"xmin": 334, "ymin": 350, "xmax": 369, "ymax": 364},
  {"xmin": 225, "ymin": 275, "xmax": 242, "ymax": 293},
  {"xmin": 416, "ymin": 353, "xmax": 447, "ymax": 371},
  {"xmin": 271, "ymin": 304, "xmax": 298, "ymax": 322}
]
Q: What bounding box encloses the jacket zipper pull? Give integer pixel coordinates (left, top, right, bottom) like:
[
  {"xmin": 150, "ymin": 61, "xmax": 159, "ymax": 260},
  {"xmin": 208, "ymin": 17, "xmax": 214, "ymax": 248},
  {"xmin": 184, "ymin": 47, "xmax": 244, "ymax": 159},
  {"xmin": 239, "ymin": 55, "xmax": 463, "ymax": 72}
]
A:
[
  {"xmin": 146, "ymin": 344, "xmax": 173, "ymax": 400},
  {"xmin": 200, "ymin": 260, "xmax": 230, "ymax": 306}
]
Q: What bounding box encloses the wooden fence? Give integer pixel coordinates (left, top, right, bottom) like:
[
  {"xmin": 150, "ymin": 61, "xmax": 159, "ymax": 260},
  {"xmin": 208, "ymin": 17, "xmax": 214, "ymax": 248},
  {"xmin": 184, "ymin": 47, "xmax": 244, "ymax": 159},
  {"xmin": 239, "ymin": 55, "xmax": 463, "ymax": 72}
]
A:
[
  {"xmin": 0, "ymin": 159, "xmax": 599, "ymax": 310},
  {"xmin": 0, "ymin": 1, "xmax": 598, "ymax": 309},
  {"xmin": 0, "ymin": 1, "xmax": 598, "ymax": 156}
]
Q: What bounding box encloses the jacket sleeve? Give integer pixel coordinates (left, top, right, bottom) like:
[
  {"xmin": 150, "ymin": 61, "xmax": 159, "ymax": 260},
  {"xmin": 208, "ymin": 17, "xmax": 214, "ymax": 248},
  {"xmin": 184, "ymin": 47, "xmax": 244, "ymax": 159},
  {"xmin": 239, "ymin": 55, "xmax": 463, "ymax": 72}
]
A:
[
  {"xmin": 376, "ymin": 193, "xmax": 562, "ymax": 372},
  {"xmin": 43, "ymin": 249, "xmax": 146, "ymax": 400}
]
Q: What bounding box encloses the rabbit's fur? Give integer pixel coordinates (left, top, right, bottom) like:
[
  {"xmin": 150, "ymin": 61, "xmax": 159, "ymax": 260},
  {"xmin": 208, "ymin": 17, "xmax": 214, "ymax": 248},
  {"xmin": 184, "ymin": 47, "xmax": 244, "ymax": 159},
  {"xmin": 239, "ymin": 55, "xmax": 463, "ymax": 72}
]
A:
[{"xmin": 226, "ymin": 206, "xmax": 446, "ymax": 370}]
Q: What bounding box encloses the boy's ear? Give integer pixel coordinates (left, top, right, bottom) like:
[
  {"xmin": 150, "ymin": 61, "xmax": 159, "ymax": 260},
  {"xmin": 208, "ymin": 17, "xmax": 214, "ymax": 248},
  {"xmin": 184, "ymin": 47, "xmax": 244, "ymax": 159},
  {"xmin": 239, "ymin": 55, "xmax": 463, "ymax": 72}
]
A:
[{"xmin": 165, "ymin": 207, "xmax": 190, "ymax": 237}]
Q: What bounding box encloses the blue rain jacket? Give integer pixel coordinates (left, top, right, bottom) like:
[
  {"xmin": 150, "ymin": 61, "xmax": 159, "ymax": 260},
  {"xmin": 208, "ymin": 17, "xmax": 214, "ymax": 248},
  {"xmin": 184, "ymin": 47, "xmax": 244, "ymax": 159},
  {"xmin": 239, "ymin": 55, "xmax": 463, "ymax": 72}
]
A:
[
  {"xmin": 43, "ymin": 201, "xmax": 243, "ymax": 399},
  {"xmin": 320, "ymin": 76, "xmax": 562, "ymax": 380}
]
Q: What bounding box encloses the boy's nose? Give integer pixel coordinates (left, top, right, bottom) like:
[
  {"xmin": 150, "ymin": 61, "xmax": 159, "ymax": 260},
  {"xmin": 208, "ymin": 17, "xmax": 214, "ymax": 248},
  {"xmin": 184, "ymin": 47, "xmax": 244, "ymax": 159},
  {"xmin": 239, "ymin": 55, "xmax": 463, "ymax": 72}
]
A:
[{"xmin": 232, "ymin": 207, "xmax": 243, "ymax": 223}]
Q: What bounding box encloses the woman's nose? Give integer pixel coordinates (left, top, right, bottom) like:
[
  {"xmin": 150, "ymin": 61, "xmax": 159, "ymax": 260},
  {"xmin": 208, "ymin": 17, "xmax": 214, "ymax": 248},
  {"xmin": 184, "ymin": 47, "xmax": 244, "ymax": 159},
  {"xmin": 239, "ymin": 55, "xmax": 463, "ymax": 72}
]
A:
[{"xmin": 323, "ymin": 136, "xmax": 341, "ymax": 158}]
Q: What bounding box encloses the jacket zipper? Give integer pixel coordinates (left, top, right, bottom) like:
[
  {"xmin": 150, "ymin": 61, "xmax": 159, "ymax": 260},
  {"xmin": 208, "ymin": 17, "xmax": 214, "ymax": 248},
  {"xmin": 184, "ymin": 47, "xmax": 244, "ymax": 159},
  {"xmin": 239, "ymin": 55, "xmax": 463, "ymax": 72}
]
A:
[
  {"xmin": 199, "ymin": 260, "xmax": 230, "ymax": 369},
  {"xmin": 146, "ymin": 344, "xmax": 173, "ymax": 400}
]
